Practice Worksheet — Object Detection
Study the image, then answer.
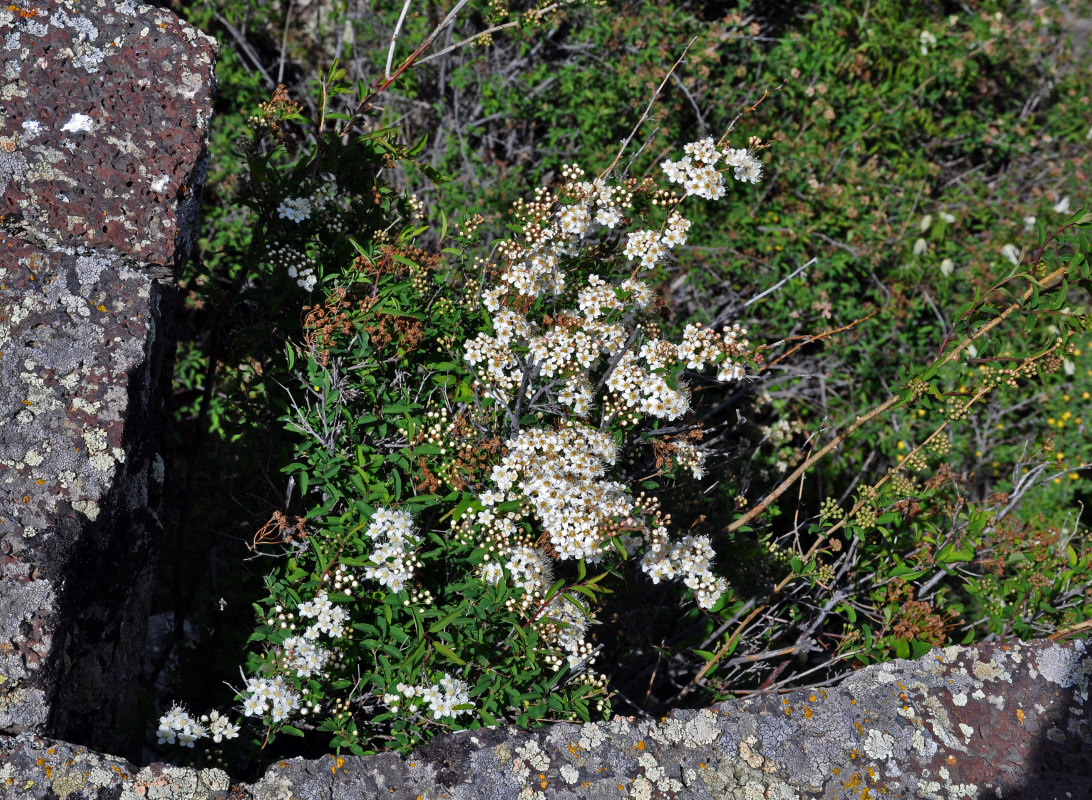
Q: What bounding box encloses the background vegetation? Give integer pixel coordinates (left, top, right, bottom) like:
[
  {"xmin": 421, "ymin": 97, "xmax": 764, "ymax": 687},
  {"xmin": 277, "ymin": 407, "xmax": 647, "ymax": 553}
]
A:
[{"xmin": 148, "ymin": 0, "xmax": 1092, "ymax": 773}]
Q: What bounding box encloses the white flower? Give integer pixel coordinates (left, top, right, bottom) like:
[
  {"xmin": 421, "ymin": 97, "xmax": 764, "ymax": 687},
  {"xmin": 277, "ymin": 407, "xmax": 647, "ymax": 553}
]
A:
[
  {"xmin": 919, "ymin": 30, "xmax": 937, "ymax": 56},
  {"xmin": 1053, "ymin": 196, "xmax": 1071, "ymax": 215},
  {"xmin": 940, "ymin": 258, "xmax": 955, "ymax": 276},
  {"xmin": 913, "ymin": 237, "xmax": 928, "ymax": 256},
  {"xmin": 919, "ymin": 215, "xmax": 932, "ymax": 232},
  {"xmin": 1023, "ymin": 215, "xmax": 1037, "ymax": 232},
  {"xmin": 1000, "ymin": 243, "xmax": 1020, "ymax": 266},
  {"xmin": 277, "ymin": 196, "xmax": 313, "ymax": 223}
]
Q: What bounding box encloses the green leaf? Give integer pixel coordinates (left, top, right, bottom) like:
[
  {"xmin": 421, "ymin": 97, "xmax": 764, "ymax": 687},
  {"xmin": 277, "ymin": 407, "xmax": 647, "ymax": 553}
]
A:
[
  {"xmin": 936, "ymin": 543, "xmax": 974, "ymax": 564},
  {"xmin": 478, "ymin": 709, "xmax": 498, "ymax": 726},
  {"xmin": 429, "ymin": 606, "xmax": 467, "ymax": 634},
  {"xmin": 281, "ymin": 725, "xmax": 305, "ymax": 737},
  {"xmin": 432, "ymin": 641, "xmax": 466, "ymax": 666}
]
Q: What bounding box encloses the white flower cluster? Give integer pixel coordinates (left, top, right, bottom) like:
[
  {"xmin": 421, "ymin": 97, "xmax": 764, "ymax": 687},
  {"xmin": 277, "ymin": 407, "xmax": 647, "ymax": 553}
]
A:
[
  {"xmin": 485, "ymin": 424, "xmax": 632, "ymax": 561},
  {"xmin": 363, "ymin": 507, "xmax": 421, "ymax": 592},
  {"xmin": 277, "ymin": 196, "xmax": 313, "ymax": 223},
  {"xmin": 157, "ymin": 705, "xmax": 239, "ymax": 747},
  {"xmin": 500, "ymin": 544, "xmax": 553, "ymax": 594},
  {"xmin": 661, "ymin": 137, "xmax": 763, "ymax": 198},
  {"xmin": 242, "ymin": 674, "xmax": 301, "ymax": 722},
  {"xmin": 298, "ymin": 589, "xmax": 349, "ymax": 638},
  {"xmin": 641, "ymin": 533, "xmax": 727, "ymax": 610},
  {"xmin": 382, "ymin": 673, "xmax": 474, "ymax": 720},
  {"xmin": 281, "ymin": 634, "xmax": 329, "ymax": 678},
  {"xmin": 623, "ymin": 212, "xmax": 691, "ymax": 269}
]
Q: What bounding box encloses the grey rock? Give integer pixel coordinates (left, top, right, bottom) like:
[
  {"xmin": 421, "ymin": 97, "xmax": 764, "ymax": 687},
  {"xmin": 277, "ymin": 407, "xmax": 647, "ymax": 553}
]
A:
[
  {"xmin": 0, "ymin": 0, "xmax": 217, "ymax": 758},
  {"xmin": 2, "ymin": 637, "xmax": 1090, "ymax": 799}
]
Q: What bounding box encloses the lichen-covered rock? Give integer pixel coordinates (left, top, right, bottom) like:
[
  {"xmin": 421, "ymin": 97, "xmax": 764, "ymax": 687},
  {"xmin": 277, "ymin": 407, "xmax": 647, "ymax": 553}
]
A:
[
  {"xmin": 1, "ymin": 637, "xmax": 1089, "ymax": 799},
  {"xmin": 0, "ymin": 0, "xmax": 217, "ymax": 268},
  {"xmin": 0, "ymin": 0, "xmax": 216, "ymax": 758}
]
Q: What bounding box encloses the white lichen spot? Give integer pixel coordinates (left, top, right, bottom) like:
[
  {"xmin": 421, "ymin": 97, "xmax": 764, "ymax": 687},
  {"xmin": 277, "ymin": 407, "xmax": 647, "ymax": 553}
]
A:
[
  {"xmin": 73, "ymin": 398, "xmax": 101, "ymax": 415},
  {"xmin": 629, "ymin": 776, "xmax": 653, "ymax": 800},
  {"xmin": 952, "ymin": 692, "xmax": 968, "ymax": 706},
  {"xmin": 658, "ymin": 777, "xmax": 683, "ymax": 793},
  {"xmin": 684, "ymin": 710, "xmax": 720, "ymax": 746},
  {"xmin": 111, "ymin": 447, "xmax": 125, "ymax": 464},
  {"xmin": 150, "ymin": 174, "xmax": 170, "ymax": 193},
  {"xmin": 23, "ymin": 527, "xmax": 36, "ymax": 538},
  {"xmin": 72, "ymin": 499, "xmax": 100, "ymax": 520},
  {"xmin": 75, "ymin": 253, "xmax": 111, "ymax": 286},
  {"xmin": 971, "ymin": 658, "xmax": 1011, "ymax": 682},
  {"xmin": 20, "ymin": 120, "xmax": 42, "ymax": 139},
  {"xmin": 515, "ymin": 740, "xmax": 550, "ymax": 771},
  {"xmin": 61, "ymin": 293, "xmax": 91, "ymax": 318},
  {"xmin": 863, "ymin": 729, "xmax": 895, "ymax": 760},
  {"xmin": 24, "ymin": 449, "xmax": 42, "ymax": 467},
  {"xmin": 90, "ymin": 454, "xmax": 116, "ymax": 473},
  {"xmin": 60, "ymin": 113, "xmax": 94, "ymax": 134},
  {"xmin": 743, "ymin": 781, "xmax": 766, "ymax": 800},
  {"xmin": 767, "ymin": 781, "xmax": 799, "ymax": 800},
  {"xmin": 559, "ymin": 765, "xmax": 578, "ymax": 785},
  {"xmin": 637, "ymin": 753, "xmax": 663, "ymax": 784},
  {"xmin": 578, "ymin": 722, "xmax": 605, "ymax": 750},
  {"xmin": 958, "ymin": 722, "xmax": 974, "ymax": 742},
  {"xmin": 972, "ymin": 689, "xmax": 985, "ymax": 700},
  {"xmin": 1037, "ymin": 644, "xmax": 1080, "ymax": 687},
  {"xmin": 83, "ymin": 428, "xmax": 108, "ymax": 455}
]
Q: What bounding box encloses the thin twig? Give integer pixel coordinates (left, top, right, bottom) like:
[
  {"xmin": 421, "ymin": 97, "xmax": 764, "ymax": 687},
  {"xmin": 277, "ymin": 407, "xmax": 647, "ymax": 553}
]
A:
[
  {"xmin": 711, "ymin": 257, "xmax": 815, "ymax": 329},
  {"xmin": 385, "ymin": 0, "xmax": 414, "ymax": 79},
  {"xmin": 599, "ymin": 37, "xmax": 698, "ymax": 181},
  {"xmin": 415, "ymin": 0, "xmax": 579, "ymax": 66}
]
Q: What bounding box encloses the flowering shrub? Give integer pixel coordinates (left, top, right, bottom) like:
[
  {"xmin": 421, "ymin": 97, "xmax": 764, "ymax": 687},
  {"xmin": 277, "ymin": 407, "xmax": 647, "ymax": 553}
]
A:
[
  {"xmin": 157, "ymin": 0, "xmax": 1092, "ymax": 770},
  {"xmin": 217, "ymin": 119, "xmax": 774, "ymax": 754}
]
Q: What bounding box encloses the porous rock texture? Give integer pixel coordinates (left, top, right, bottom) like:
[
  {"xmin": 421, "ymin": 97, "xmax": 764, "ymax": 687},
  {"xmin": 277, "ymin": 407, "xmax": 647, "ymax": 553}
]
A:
[
  {"xmin": 0, "ymin": 0, "xmax": 216, "ymax": 758},
  {"xmin": 0, "ymin": 636, "xmax": 1090, "ymax": 799}
]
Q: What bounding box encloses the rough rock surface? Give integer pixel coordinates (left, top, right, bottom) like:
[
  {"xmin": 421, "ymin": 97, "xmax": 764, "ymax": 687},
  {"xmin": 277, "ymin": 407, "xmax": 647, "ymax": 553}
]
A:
[
  {"xmin": 1, "ymin": 637, "xmax": 1090, "ymax": 799},
  {"xmin": 0, "ymin": 0, "xmax": 217, "ymax": 758}
]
